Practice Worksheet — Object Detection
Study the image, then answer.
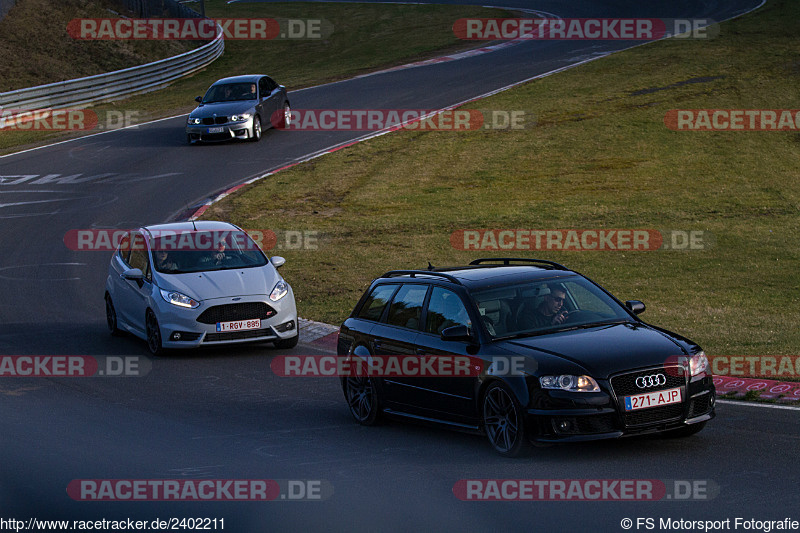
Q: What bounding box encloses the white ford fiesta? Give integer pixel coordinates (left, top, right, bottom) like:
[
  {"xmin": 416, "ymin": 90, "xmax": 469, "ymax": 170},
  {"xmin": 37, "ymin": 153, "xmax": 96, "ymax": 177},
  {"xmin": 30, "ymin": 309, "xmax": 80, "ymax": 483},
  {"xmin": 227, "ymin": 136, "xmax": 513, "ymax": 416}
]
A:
[{"xmin": 105, "ymin": 221, "xmax": 298, "ymax": 355}]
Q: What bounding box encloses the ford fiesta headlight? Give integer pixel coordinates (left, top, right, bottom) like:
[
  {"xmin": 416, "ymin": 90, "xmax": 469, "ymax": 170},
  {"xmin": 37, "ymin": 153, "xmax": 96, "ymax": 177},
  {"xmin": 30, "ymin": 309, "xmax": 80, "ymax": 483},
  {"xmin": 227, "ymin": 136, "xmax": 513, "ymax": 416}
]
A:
[
  {"xmin": 269, "ymin": 280, "xmax": 289, "ymax": 302},
  {"xmin": 187, "ymin": 117, "xmax": 202, "ymax": 125},
  {"xmin": 159, "ymin": 288, "xmax": 200, "ymax": 309},
  {"xmin": 230, "ymin": 113, "xmax": 252, "ymax": 122},
  {"xmin": 689, "ymin": 351, "xmax": 709, "ymax": 376},
  {"xmin": 540, "ymin": 374, "xmax": 600, "ymax": 392}
]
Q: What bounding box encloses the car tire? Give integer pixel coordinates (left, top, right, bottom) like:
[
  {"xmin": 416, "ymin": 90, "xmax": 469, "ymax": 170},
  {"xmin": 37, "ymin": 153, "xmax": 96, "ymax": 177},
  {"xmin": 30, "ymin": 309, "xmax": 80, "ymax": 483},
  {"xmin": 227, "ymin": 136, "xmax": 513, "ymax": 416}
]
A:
[
  {"xmin": 482, "ymin": 381, "xmax": 529, "ymax": 457},
  {"xmin": 250, "ymin": 115, "xmax": 262, "ymax": 142},
  {"xmin": 273, "ymin": 334, "xmax": 299, "ymax": 350},
  {"xmin": 277, "ymin": 102, "xmax": 291, "ymax": 129},
  {"xmin": 344, "ymin": 375, "xmax": 382, "ymax": 425},
  {"xmin": 660, "ymin": 421, "xmax": 707, "ymax": 438},
  {"xmin": 105, "ymin": 294, "xmax": 123, "ymax": 337},
  {"xmin": 145, "ymin": 310, "xmax": 164, "ymax": 356}
]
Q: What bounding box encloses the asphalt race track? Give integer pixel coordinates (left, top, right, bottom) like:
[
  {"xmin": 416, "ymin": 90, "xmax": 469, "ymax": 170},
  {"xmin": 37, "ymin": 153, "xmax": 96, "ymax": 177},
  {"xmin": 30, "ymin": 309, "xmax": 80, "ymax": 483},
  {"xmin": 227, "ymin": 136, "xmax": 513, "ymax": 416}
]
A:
[{"xmin": 2, "ymin": 0, "xmax": 796, "ymax": 531}]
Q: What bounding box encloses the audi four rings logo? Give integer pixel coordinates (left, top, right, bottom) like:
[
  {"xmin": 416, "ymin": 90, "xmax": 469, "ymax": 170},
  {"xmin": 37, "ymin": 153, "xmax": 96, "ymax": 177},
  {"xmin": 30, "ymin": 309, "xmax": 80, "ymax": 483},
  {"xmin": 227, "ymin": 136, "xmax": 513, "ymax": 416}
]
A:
[{"xmin": 635, "ymin": 374, "xmax": 667, "ymax": 388}]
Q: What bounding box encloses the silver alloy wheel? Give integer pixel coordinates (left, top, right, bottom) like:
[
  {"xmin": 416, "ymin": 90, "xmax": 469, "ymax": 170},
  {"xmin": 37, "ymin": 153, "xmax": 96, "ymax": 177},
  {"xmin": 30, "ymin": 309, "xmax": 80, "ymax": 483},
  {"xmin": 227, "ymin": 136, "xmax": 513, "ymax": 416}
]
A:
[{"xmin": 251, "ymin": 116, "xmax": 262, "ymax": 142}]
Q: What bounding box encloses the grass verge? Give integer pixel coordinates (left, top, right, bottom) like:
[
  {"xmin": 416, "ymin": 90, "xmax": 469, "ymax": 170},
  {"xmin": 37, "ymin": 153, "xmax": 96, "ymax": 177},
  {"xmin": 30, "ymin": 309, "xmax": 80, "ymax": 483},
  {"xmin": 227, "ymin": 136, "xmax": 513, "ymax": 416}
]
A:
[{"xmin": 202, "ymin": 0, "xmax": 800, "ymax": 359}]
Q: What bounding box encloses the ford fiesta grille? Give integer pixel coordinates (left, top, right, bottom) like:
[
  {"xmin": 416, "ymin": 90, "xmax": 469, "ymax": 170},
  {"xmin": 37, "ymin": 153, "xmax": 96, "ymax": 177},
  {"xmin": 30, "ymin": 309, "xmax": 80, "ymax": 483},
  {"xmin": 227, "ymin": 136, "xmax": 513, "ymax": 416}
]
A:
[{"xmin": 197, "ymin": 303, "xmax": 276, "ymax": 325}]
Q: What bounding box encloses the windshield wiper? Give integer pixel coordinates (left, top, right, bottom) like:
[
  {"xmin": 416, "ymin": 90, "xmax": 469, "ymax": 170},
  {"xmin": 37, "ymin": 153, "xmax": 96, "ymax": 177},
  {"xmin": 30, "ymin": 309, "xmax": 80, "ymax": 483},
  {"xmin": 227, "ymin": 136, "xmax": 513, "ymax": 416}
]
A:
[
  {"xmin": 553, "ymin": 318, "xmax": 632, "ymax": 332},
  {"xmin": 495, "ymin": 319, "xmax": 631, "ymax": 339}
]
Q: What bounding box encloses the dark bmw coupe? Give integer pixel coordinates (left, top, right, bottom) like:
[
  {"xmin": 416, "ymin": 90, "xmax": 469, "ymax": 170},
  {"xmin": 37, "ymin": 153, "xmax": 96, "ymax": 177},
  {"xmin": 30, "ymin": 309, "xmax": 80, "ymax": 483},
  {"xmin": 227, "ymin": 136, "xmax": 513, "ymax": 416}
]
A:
[{"xmin": 337, "ymin": 258, "xmax": 715, "ymax": 456}]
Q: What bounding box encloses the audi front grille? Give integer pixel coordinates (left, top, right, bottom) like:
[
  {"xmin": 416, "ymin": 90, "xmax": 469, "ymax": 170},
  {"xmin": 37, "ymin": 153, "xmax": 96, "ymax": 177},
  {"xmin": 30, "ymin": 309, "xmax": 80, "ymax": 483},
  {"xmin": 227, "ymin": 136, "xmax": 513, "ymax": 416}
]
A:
[{"xmin": 610, "ymin": 365, "xmax": 687, "ymax": 427}]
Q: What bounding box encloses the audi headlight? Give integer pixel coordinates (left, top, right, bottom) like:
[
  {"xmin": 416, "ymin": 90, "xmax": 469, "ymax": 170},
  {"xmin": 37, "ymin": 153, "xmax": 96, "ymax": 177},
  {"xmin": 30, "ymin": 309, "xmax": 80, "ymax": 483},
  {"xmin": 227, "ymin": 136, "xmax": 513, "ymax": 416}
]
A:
[
  {"xmin": 187, "ymin": 117, "xmax": 202, "ymax": 125},
  {"xmin": 689, "ymin": 351, "xmax": 709, "ymax": 376},
  {"xmin": 540, "ymin": 374, "xmax": 600, "ymax": 392},
  {"xmin": 159, "ymin": 288, "xmax": 200, "ymax": 309},
  {"xmin": 231, "ymin": 113, "xmax": 252, "ymax": 122},
  {"xmin": 270, "ymin": 280, "xmax": 289, "ymax": 302}
]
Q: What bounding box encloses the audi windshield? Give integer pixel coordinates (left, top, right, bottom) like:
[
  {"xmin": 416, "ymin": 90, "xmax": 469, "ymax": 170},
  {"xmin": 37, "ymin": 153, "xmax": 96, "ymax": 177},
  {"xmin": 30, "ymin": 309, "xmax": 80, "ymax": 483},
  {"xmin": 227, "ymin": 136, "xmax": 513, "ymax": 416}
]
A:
[{"xmin": 471, "ymin": 276, "xmax": 632, "ymax": 339}]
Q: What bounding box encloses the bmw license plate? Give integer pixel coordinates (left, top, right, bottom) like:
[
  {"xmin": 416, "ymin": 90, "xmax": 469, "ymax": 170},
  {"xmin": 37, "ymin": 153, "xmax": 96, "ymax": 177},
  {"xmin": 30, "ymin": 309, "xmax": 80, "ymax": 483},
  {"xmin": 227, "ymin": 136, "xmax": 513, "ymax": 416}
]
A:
[
  {"xmin": 623, "ymin": 387, "xmax": 682, "ymax": 411},
  {"xmin": 216, "ymin": 319, "xmax": 261, "ymax": 332},
  {"xmin": 207, "ymin": 127, "xmax": 224, "ymax": 133}
]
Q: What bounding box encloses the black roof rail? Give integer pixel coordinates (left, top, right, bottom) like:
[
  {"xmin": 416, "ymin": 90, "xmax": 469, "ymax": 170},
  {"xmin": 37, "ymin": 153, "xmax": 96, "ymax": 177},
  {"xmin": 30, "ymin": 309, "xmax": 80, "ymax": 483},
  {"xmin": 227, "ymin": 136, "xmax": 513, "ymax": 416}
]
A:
[
  {"xmin": 381, "ymin": 270, "xmax": 463, "ymax": 285},
  {"xmin": 468, "ymin": 257, "xmax": 569, "ymax": 270}
]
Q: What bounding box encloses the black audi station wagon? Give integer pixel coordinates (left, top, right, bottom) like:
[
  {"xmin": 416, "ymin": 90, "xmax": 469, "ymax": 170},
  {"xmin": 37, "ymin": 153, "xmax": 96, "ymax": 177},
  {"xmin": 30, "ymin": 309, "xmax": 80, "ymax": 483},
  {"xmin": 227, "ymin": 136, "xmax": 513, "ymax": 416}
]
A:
[{"xmin": 337, "ymin": 258, "xmax": 715, "ymax": 456}]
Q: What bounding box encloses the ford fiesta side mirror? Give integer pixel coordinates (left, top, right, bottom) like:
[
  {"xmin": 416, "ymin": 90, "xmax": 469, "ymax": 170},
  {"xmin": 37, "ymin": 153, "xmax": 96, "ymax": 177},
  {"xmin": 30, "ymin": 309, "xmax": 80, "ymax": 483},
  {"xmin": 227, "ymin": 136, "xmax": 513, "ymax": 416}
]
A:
[
  {"xmin": 440, "ymin": 325, "xmax": 473, "ymax": 342},
  {"xmin": 121, "ymin": 268, "xmax": 144, "ymax": 280},
  {"xmin": 271, "ymin": 256, "xmax": 286, "ymax": 268},
  {"xmin": 625, "ymin": 300, "xmax": 646, "ymax": 314},
  {"xmin": 195, "ymin": 96, "xmax": 203, "ymax": 103}
]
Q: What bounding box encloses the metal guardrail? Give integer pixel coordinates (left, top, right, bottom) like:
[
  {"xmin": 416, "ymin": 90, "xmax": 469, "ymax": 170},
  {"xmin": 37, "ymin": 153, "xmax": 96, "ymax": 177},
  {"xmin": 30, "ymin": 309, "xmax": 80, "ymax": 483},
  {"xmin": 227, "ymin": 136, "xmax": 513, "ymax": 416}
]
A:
[{"xmin": 0, "ymin": 0, "xmax": 222, "ymax": 112}]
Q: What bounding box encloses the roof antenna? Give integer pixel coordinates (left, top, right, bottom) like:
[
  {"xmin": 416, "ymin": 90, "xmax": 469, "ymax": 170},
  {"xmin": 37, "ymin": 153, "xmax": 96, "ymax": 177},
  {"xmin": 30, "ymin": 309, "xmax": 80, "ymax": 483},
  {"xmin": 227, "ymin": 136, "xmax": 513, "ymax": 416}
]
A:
[
  {"xmin": 427, "ymin": 261, "xmax": 434, "ymax": 271},
  {"xmin": 183, "ymin": 195, "xmax": 198, "ymax": 231}
]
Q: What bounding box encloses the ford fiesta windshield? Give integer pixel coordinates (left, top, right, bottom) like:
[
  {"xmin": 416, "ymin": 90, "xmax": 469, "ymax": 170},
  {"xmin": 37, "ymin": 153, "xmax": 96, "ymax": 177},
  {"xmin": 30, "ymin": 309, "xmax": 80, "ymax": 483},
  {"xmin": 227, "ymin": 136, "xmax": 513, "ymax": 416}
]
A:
[
  {"xmin": 202, "ymin": 83, "xmax": 258, "ymax": 103},
  {"xmin": 149, "ymin": 231, "xmax": 267, "ymax": 274},
  {"xmin": 471, "ymin": 276, "xmax": 632, "ymax": 339}
]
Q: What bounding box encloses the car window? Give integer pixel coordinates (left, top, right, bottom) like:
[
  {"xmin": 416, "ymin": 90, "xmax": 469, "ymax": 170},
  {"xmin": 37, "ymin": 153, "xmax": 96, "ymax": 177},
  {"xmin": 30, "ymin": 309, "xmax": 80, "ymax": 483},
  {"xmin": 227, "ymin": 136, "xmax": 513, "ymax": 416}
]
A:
[
  {"xmin": 357, "ymin": 284, "xmax": 398, "ymax": 322},
  {"xmin": 568, "ymin": 282, "xmax": 615, "ymax": 314},
  {"xmin": 127, "ymin": 233, "xmax": 151, "ymax": 282},
  {"xmin": 385, "ymin": 284, "xmax": 428, "ymax": 330},
  {"xmin": 259, "ymin": 78, "xmax": 269, "ymax": 97},
  {"xmin": 117, "ymin": 232, "xmax": 132, "ymax": 264},
  {"xmin": 203, "ymin": 83, "xmax": 258, "ymax": 103},
  {"xmin": 149, "ymin": 230, "xmax": 268, "ymax": 274},
  {"xmin": 471, "ymin": 277, "xmax": 630, "ymax": 338},
  {"xmin": 425, "ymin": 287, "xmax": 470, "ymax": 335}
]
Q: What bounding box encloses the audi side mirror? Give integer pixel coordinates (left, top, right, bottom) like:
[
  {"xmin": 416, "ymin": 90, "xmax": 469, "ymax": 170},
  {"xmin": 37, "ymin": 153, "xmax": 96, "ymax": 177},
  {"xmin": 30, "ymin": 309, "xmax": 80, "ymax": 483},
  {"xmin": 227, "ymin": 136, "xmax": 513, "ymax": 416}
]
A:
[
  {"xmin": 625, "ymin": 300, "xmax": 646, "ymax": 315},
  {"xmin": 440, "ymin": 325, "xmax": 473, "ymax": 342}
]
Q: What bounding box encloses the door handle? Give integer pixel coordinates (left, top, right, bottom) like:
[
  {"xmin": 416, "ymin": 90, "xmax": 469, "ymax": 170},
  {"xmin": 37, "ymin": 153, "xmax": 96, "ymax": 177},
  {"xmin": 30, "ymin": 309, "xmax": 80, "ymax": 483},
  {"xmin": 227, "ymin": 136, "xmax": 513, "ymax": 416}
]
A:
[{"xmin": 415, "ymin": 348, "xmax": 427, "ymax": 356}]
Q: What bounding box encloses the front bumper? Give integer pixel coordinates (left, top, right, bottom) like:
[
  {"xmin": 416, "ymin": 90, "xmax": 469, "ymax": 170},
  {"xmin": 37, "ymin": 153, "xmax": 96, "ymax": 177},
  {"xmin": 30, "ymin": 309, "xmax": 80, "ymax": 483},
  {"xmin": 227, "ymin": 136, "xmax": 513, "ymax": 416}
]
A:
[
  {"xmin": 154, "ymin": 293, "xmax": 298, "ymax": 349},
  {"xmin": 186, "ymin": 117, "xmax": 254, "ymax": 142},
  {"xmin": 525, "ymin": 374, "xmax": 716, "ymax": 443}
]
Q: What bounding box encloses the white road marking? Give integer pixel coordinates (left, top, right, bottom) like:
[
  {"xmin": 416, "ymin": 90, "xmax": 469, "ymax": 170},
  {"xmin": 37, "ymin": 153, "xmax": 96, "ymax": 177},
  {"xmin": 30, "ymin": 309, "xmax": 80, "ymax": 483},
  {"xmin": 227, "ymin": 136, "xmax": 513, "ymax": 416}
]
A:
[{"xmin": 717, "ymin": 399, "xmax": 800, "ymax": 411}]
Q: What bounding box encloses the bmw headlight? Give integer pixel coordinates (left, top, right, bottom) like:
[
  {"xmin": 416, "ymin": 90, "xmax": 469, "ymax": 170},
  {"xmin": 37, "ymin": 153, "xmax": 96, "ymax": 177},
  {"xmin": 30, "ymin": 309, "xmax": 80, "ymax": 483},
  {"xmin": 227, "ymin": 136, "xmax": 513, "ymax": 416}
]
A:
[
  {"xmin": 689, "ymin": 351, "xmax": 709, "ymax": 376},
  {"xmin": 159, "ymin": 288, "xmax": 200, "ymax": 309},
  {"xmin": 540, "ymin": 374, "xmax": 600, "ymax": 392},
  {"xmin": 270, "ymin": 280, "xmax": 289, "ymax": 302},
  {"xmin": 187, "ymin": 117, "xmax": 202, "ymax": 125},
  {"xmin": 230, "ymin": 113, "xmax": 252, "ymax": 122}
]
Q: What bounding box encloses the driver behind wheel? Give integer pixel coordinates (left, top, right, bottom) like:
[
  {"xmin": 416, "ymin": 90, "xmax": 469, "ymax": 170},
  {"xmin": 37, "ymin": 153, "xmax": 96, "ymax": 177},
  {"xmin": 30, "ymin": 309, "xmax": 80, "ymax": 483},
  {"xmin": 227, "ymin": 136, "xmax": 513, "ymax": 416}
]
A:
[{"xmin": 528, "ymin": 284, "xmax": 570, "ymax": 327}]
